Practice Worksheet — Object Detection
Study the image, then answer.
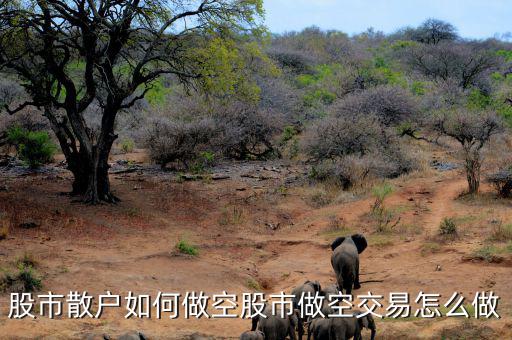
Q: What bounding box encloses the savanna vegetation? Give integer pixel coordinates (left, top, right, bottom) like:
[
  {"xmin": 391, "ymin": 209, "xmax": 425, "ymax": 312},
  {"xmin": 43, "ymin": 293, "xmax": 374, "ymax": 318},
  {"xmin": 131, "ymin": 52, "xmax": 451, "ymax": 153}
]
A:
[
  {"xmin": 1, "ymin": 2, "xmax": 512, "ymax": 339},
  {"xmin": 2, "ymin": 4, "xmax": 511, "ymax": 200}
]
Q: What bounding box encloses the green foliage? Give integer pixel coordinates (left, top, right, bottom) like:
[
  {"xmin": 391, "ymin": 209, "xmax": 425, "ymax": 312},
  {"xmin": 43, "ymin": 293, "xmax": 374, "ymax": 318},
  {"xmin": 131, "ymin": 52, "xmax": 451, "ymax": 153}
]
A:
[
  {"xmin": 120, "ymin": 138, "xmax": 135, "ymax": 153},
  {"xmin": 6, "ymin": 126, "xmax": 57, "ymax": 168},
  {"xmin": 1, "ymin": 264, "xmax": 42, "ymax": 293},
  {"xmin": 372, "ymin": 182, "xmax": 393, "ymax": 203},
  {"xmin": 467, "ymin": 89, "xmax": 492, "ymax": 110},
  {"xmin": 411, "ymin": 81, "xmax": 426, "ymax": 95},
  {"xmin": 192, "ymin": 38, "xmax": 277, "ymax": 103},
  {"xmin": 303, "ymin": 88, "xmax": 336, "ymax": 106},
  {"xmin": 280, "ymin": 125, "xmax": 298, "ymax": 144},
  {"xmin": 190, "ymin": 151, "xmax": 215, "ymax": 174},
  {"xmin": 246, "ymin": 277, "xmax": 262, "ymax": 291},
  {"xmin": 439, "ymin": 218, "xmax": 457, "ymax": 236},
  {"xmin": 371, "ymin": 183, "xmax": 399, "ymax": 233},
  {"xmin": 497, "ymin": 49, "xmax": 512, "ymax": 62},
  {"xmin": 145, "ymin": 78, "xmax": 173, "ymax": 107},
  {"xmin": 296, "ymin": 64, "xmax": 340, "ymax": 88},
  {"xmin": 176, "ymin": 239, "xmax": 199, "ymax": 256}
]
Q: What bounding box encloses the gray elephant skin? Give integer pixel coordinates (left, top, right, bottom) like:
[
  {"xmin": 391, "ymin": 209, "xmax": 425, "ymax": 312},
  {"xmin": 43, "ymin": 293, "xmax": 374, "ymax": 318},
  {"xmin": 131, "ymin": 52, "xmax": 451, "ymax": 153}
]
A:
[
  {"xmin": 292, "ymin": 280, "xmax": 322, "ymax": 340},
  {"xmin": 330, "ymin": 234, "xmax": 367, "ymax": 294},
  {"xmin": 307, "ymin": 311, "xmax": 376, "ymax": 340},
  {"xmin": 240, "ymin": 330, "xmax": 265, "ymax": 340},
  {"xmin": 251, "ymin": 304, "xmax": 299, "ymax": 340}
]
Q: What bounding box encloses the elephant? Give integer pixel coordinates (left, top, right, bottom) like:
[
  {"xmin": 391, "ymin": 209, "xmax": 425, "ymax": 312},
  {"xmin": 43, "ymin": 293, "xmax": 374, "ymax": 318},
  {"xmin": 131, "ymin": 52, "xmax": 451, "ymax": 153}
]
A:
[
  {"xmin": 330, "ymin": 234, "xmax": 367, "ymax": 295},
  {"xmin": 251, "ymin": 304, "xmax": 299, "ymax": 340},
  {"xmin": 118, "ymin": 332, "xmax": 147, "ymax": 340},
  {"xmin": 292, "ymin": 280, "xmax": 322, "ymax": 340},
  {"xmin": 240, "ymin": 330, "xmax": 265, "ymax": 340},
  {"xmin": 306, "ymin": 311, "xmax": 376, "ymax": 340},
  {"xmin": 307, "ymin": 317, "xmax": 330, "ymax": 340},
  {"xmin": 321, "ymin": 283, "xmax": 340, "ymax": 299},
  {"xmin": 329, "ymin": 311, "xmax": 376, "ymax": 340}
]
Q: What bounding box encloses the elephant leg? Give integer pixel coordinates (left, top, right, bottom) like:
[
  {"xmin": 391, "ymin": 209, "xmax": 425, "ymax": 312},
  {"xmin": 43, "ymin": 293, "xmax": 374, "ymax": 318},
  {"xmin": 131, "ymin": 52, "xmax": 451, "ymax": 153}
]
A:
[
  {"xmin": 298, "ymin": 318, "xmax": 304, "ymax": 340},
  {"xmin": 354, "ymin": 329, "xmax": 362, "ymax": 340},
  {"xmin": 336, "ymin": 272, "xmax": 344, "ymax": 295},
  {"xmin": 343, "ymin": 277, "xmax": 354, "ymax": 296},
  {"xmin": 251, "ymin": 315, "xmax": 259, "ymax": 331},
  {"xmin": 354, "ymin": 261, "xmax": 361, "ymax": 290},
  {"xmin": 289, "ymin": 324, "xmax": 297, "ymax": 340}
]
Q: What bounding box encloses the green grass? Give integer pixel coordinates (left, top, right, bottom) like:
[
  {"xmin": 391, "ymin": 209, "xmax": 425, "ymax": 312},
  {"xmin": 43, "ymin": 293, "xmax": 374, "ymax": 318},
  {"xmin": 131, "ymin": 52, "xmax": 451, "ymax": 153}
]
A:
[
  {"xmin": 246, "ymin": 278, "xmax": 262, "ymax": 291},
  {"xmin": 0, "ymin": 264, "xmax": 42, "ymax": 293},
  {"xmin": 176, "ymin": 239, "xmax": 199, "ymax": 256},
  {"xmin": 489, "ymin": 223, "xmax": 512, "ymax": 242}
]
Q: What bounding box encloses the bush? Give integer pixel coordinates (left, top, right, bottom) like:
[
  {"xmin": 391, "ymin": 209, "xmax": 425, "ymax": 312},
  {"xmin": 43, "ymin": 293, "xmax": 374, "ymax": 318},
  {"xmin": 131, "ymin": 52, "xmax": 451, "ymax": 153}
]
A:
[
  {"xmin": 303, "ymin": 115, "xmax": 382, "ymax": 161},
  {"xmin": 145, "ymin": 118, "xmax": 216, "ymax": 169},
  {"xmin": 6, "ymin": 126, "xmax": 56, "ymax": 168},
  {"xmin": 304, "ymin": 115, "xmax": 418, "ymax": 186},
  {"xmin": 331, "ymin": 85, "xmax": 419, "ymax": 126},
  {"xmin": 1, "ymin": 264, "xmax": 42, "ymax": 293},
  {"xmin": 119, "ymin": 138, "xmax": 135, "ymax": 153},
  {"xmin": 490, "ymin": 222, "xmax": 512, "ymax": 242},
  {"xmin": 214, "ymin": 106, "xmax": 282, "ymax": 160},
  {"xmin": 175, "ymin": 239, "xmax": 199, "ymax": 256},
  {"xmin": 439, "ymin": 218, "xmax": 457, "ymax": 236}
]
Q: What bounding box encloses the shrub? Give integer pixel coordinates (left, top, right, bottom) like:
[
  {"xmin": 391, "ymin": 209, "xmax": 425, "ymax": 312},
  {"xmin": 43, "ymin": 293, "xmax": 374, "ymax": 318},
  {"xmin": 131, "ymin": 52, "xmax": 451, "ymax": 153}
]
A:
[
  {"xmin": 371, "ymin": 183, "xmax": 400, "ymax": 233},
  {"xmin": 0, "ymin": 264, "xmax": 42, "ymax": 293},
  {"xmin": 331, "ymin": 85, "xmax": 419, "ymax": 126},
  {"xmin": 119, "ymin": 138, "xmax": 135, "ymax": 153},
  {"xmin": 439, "ymin": 218, "xmax": 457, "ymax": 236},
  {"xmin": 305, "ymin": 116, "xmax": 418, "ymax": 187},
  {"xmin": 175, "ymin": 239, "xmax": 199, "ymax": 256},
  {"xmin": 214, "ymin": 106, "xmax": 282, "ymax": 160},
  {"xmin": 145, "ymin": 118, "xmax": 216, "ymax": 169},
  {"xmin": 490, "ymin": 222, "xmax": 512, "ymax": 242},
  {"xmin": 303, "ymin": 115, "xmax": 382, "ymax": 161},
  {"xmin": 307, "ymin": 188, "xmax": 332, "ymax": 208},
  {"xmin": 6, "ymin": 126, "xmax": 56, "ymax": 168}
]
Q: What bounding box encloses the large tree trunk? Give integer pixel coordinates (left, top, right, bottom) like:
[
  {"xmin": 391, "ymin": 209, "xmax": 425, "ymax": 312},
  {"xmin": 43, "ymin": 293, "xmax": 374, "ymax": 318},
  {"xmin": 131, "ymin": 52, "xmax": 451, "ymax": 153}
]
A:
[
  {"xmin": 82, "ymin": 139, "xmax": 118, "ymax": 204},
  {"xmin": 45, "ymin": 107, "xmax": 118, "ymax": 204},
  {"xmin": 465, "ymin": 151, "xmax": 481, "ymax": 194}
]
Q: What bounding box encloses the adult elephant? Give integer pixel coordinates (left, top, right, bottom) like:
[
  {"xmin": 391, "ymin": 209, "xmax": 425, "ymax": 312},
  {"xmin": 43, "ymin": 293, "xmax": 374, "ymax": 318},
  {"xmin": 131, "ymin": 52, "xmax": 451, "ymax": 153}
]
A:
[
  {"xmin": 292, "ymin": 280, "xmax": 322, "ymax": 340},
  {"xmin": 330, "ymin": 234, "xmax": 367, "ymax": 295},
  {"xmin": 251, "ymin": 304, "xmax": 299, "ymax": 340}
]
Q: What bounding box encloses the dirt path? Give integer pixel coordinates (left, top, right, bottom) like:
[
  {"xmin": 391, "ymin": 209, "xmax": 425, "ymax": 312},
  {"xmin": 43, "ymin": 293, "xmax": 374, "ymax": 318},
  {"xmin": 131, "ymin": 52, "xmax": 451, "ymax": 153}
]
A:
[{"xmin": 0, "ymin": 162, "xmax": 511, "ymax": 339}]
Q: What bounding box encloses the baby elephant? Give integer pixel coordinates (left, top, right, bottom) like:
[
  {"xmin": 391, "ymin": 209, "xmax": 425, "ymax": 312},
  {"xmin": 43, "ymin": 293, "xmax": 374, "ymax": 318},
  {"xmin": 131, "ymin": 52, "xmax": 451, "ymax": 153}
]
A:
[
  {"xmin": 292, "ymin": 280, "xmax": 322, "ymax": 340},
  {"xmin": 330, "ymin": 234, "xmax": 367, "ymax": 295},
  {"xmin": 240, "ymin": 330, "xmax": 265, "ymax": 340},
  {"xmin": 330, "ymin": 311, "xmax": 376, "ymax": 340},
  {"xmin": 307, "ymin": 311, "xmax": 376, "ymax": 340},
  {"xmin": 251, "ymin": 304, "xmax": 298, "ymax": 340}
]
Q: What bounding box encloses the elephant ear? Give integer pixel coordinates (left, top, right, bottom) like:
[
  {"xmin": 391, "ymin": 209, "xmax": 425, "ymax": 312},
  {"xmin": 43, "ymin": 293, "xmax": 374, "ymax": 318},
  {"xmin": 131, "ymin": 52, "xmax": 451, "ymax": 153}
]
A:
[
  {"xmin": 331, "ymin": 237, "xmax": 346, "ymax": 251},
  {"xmin": 351, "ymin": 234, "xmax": 368, "ymax": 253}
]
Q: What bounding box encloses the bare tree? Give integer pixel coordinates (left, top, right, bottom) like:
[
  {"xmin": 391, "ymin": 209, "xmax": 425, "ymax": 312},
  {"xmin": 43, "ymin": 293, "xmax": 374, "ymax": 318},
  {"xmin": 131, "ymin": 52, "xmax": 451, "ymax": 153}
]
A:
[
  {"xmin": 414, "ymin": 18, "xmax": 458, "ymax": 44},
  {"xmin": 407, "ymin": 42, "xmax": 499, "ymax": 89},
  {"xmin": 0, "ymin": 0, "xmax": 263, "ymax": 203},
  {"xmin": 432, "ymin": 111, "xmax": 503, "ymax": 194}
]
